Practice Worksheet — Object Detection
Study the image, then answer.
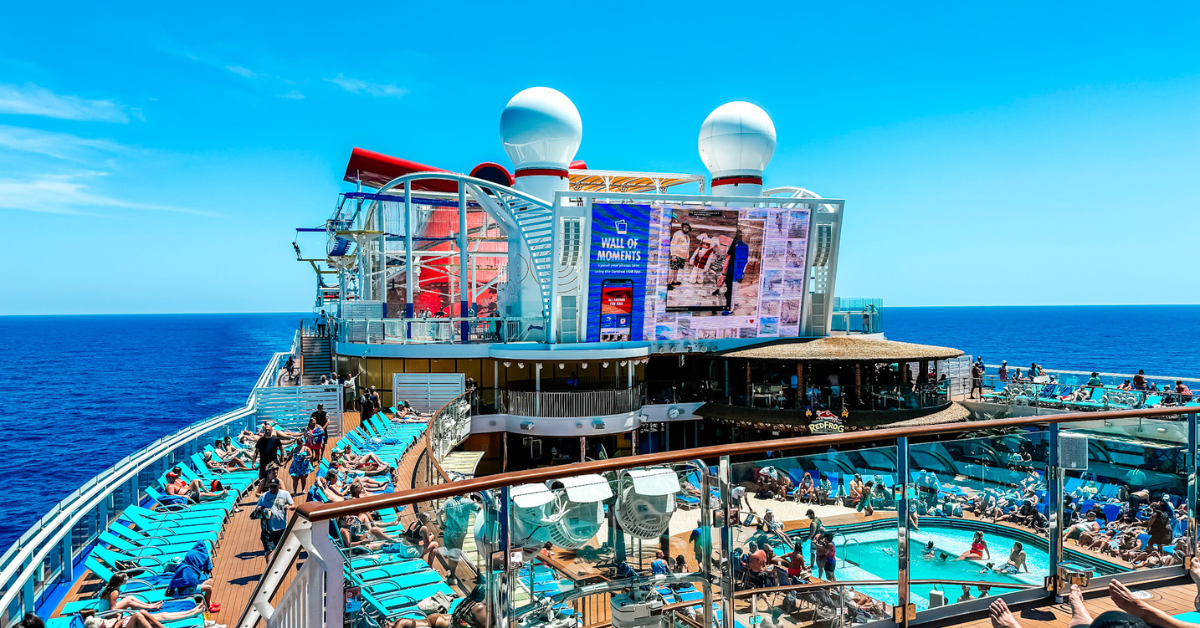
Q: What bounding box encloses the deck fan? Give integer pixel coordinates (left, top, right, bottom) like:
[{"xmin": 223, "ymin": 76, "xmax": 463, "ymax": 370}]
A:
[
  {"xmin": 615, "ymin": 467, "xmax": 681, "ymax": 540},
  {"xmin": 547, "ymin": 474, "xmax": 613, "ymax": 549}
]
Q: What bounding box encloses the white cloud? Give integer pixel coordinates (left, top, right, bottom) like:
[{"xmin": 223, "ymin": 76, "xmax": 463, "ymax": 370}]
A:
[
  {"xmin": 0, "ymin": 83, "xmax": 129, "ymax": 123},
  {"xmin": 226, "ymin": 65, "xmax": 258, "ymax": 79},
  {"xmin": 325, "ymin": 74, "xmax": 407, "ymax": 98},
  {"xmin": 0, "ymin": 125, "xmax": 124, "ymax": 161},
  {"xmin": 0, "ymin": 173, "xmax": 215, "ymax": 216},
  {"xmin": 278, "ymin": 90, "xmax": 305, "ymax": 100}
]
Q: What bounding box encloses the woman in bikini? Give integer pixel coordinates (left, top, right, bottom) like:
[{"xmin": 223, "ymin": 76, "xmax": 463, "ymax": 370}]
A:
[{"xmin": 956, "ymin": 531, "xmax": 990, "ymax": 560}]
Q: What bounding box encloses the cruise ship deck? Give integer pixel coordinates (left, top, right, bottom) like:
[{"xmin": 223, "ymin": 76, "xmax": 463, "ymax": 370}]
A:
[{"xmin": 6, "ymin": 87, "xmax": 1198, "ymax": 628}]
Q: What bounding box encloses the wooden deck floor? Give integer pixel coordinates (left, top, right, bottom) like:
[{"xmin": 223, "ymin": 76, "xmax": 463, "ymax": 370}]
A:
[
  {"xmin": 52, "ymin": 411, "xmax": 367, "ymax": 622},
  {"xmin": 939, "ymin": 577, "xmax": 1198, "ymax": 628}
]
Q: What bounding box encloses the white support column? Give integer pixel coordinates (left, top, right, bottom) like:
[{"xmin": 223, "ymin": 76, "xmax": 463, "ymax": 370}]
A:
[
  {"xmin": 458, "ymin": 185, "xmax": 469, "ymax": 342},
  {"xmin": 404, "ymin": 187, "xmax": 414, "ymax": 321}
]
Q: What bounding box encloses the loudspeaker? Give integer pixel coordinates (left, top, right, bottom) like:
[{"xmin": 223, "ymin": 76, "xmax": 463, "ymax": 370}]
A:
[{"xmin": 1059, "ymin": 433, "xmax": 1090, "ymax": 470}]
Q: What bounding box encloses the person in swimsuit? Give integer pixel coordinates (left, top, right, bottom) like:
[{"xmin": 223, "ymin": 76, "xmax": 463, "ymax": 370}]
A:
[
  {"xmin": 333, "ymin": 445, "xmax": 390, "ymax": 474},
  {"xmin": 387, "ymin": 596, "xmax": 488, "ymax": 628},
  {"xmin": 786, "ymin": 543, "xmax": 808, "ymax": 584},
  {"xmin": 339, "ymin": 514, "xmax": 438, "ymax": 564},
  {"xmin": 957, "ymin": 531, "xmax": 990, "ymax": 560},
  {"xmin": 98, "ymin": 574, "xmax": 165, "ymax": 615},
  {"xmin": 202, "ymin": 449, "xmax": 249, "ymax": 471},
  {"xmin": 820, "ymin": 533, "xmax": 837, "ymax": 581},
  {"xmin": 995, "ymin": 543, "xmax": 1027, "ymax": 574},
  {"xmin": 163, "ymin": 470, "xmax": 226, "ymax": 505}
]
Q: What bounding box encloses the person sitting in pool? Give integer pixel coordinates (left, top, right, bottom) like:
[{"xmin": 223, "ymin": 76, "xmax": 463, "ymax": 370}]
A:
[
  {"xmin": 994, "ymin": 543, "xmax": 1027, "ymax": 574},
  {"xmin": 758, "ymin": 509, "xmax": 781, "ymax": 533},
  {"xmin": 938, "ymin": 552, "xmax": 948, "ymax": 562},
  {"xmin": 923, "ymin": 541, "xmax": 936, "ymax": 559},
  {"xmin": 956, "ymin": 531, "xmax": 990, "ymax": 560}
]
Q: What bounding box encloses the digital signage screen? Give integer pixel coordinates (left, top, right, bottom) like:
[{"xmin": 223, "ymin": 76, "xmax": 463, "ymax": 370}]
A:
[{"xmin": 585, "ymin": 203, "xmax": 811, "ymax": 343}]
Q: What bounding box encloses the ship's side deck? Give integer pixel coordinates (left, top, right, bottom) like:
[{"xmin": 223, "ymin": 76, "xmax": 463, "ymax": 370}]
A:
[{"xmin": 50, "ymin": 412, "xmax": 378, "ymax": 623}]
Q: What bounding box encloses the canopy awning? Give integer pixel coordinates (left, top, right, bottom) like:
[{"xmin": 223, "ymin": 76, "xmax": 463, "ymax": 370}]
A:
[{"xmin": 717, "ymin": 337, "xmax": 964, "ymax": 362}]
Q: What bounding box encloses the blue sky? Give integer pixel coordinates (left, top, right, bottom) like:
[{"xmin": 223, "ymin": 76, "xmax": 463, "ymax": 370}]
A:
[{"xmin": 2, "ymin": 1, "xmax": 1198, "ymax": 314}]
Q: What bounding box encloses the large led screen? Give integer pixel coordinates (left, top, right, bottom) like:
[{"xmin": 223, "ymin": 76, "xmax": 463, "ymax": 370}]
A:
[{"xmin": 585, "ymin": 203, "xmax": 811, "ymax": 342}]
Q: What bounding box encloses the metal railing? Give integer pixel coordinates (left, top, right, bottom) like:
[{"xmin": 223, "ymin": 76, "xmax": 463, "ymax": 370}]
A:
[
  {"xmin": 0, "ymin": 351, "xmax": 287, "ymax": 625},
  {"xmin": 337, "ymin": 316, "xmax": 547, "ymax": 345},
  {"xmin": 965, "ymin": 374, "xmax": 1198, "ymax": 413},
  {"xmin": 496, "ymin": 385, "xmax": 644, "ymax": 417},
  {"xmin": 242, "ymin": 404, "xmax": 1198, "ymax": 628}
]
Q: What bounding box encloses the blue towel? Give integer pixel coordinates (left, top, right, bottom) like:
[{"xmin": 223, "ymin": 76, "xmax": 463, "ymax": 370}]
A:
[{"xmin": 168, "ymin": 542, "xmax": 212, "ymax": 592}]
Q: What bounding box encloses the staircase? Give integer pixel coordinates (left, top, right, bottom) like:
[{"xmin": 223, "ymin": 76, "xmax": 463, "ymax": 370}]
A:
[
  {"xmin": 462, "ymin": 181, "xmax": 556, "ymax": 316},
  {"xmin": 300, "ymin": 334, "xmax": 332, "ymax": 384}
]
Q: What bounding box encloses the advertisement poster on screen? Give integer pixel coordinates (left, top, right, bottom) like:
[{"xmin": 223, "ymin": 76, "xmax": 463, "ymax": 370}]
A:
[{"xmin": 586, "ymin": 203, "xmax": 651, "ymax": 342}]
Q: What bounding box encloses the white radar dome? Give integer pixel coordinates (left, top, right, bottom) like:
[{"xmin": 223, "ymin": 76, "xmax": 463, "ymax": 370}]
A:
[
  {"xmin": 698, "ymin": 101, "xmax": 777, "ymax": 179},
  {"xmin": 500, "ymin": 87, "xmax": 582, "ymax": 170}
]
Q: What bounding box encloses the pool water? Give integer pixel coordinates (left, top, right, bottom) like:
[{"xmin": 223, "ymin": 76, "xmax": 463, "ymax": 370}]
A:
[{"xmin": 771, "ymin": 525, "xmax": 1052, "ymax": 610}]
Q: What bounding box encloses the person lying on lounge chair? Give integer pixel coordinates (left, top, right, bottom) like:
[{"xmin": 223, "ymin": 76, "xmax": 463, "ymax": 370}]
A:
[
  {"xmin": 165, "ymin": 470, "xmax": 227, "ymax": 504},
  {"xmin": 333, "ymin": 445, "xmax": 390, "ymax": 474},
  {"xmin": 316, "ymin": 470, "xmax": 346, "ymax": 502},
  {"xmin": 260, "ymin": 421, "xmax": 303, "ymax": 443},
  {"xmin": 386, "ymin": 596, "xmax": 488, "ymax": 628},
  {"xmin": 202, "ymin": 450, "xmax": 249, "ymax": 471},
  {"xmin": 396, "ymin": 400, "xmax": 433, "ymax": 418},
  {"xmin": 351, "ymin": 476, "xmax": 390, "ymax": 495},
  {"xmin": 339, "ymin": 514, "xmax": 438, "ymax": 564},
  {"xmin": 214, "ymin": 439, "xmax": 254, "ymax": 464},
  {"xmin": 79, "ymin": 601, "xmax": 203, "ymax": 628}
]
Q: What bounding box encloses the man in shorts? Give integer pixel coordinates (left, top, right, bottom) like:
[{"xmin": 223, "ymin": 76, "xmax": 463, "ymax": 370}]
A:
[
  {"xmin": 439, "ymin": 494, "xmax": 480, "ymax": 585},
  {"xmin": 252, "ymin": 425, "xmax": 284, "ymax": 493},
  {"xmin": 257, "ymin": 479, "xmax": 294, "ymax": 563}
]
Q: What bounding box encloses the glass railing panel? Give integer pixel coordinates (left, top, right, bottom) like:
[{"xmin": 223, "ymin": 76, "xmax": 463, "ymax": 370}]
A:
[
  {"xmin": 500, "ymin": 463, "xmax": 715, "ymax": 628},
  {"xmin": 1059, "ymin": 414, "xmax": 1192, "ymax": 578},
  {"xmin": 908, "ymin": 428, "xmax": 1050, "ymax": 612},
  {"xmin": 727, "ymin": 445, "xmax": 901, "ymax": 628}
]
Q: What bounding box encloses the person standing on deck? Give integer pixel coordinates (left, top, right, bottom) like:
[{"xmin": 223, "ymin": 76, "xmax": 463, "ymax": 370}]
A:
[
  {"xmin": 251, "ymin": 425, "xmax": 284, "ymax": 494},
  {"xmin": 257, "ymin": 479, "xmax": 295, "ymax": 563},
  {"xmin": 370, "ymin": 387, "xmax": 382, "ymax": 414},
  {"xmin": 316, "ymin": 310, "xmax": 328, "ymax": 336},
  {"xmin": 970, "ymin": 361, "xmax": 984, "ymax": 399},
  {"xmin": 438, "ymin": 493, "xmax": 480, "ymax": 586},
  {"xmin": 310, "ymin": 404, "xmax": 329, "ymax": 458},
  {"xmin": 998, "ymin": 361, "xmax": 1008, "ymax": 384},
  {"xmin": 358, "ymin": 388, "xmax": 374, "ymax": 420}
]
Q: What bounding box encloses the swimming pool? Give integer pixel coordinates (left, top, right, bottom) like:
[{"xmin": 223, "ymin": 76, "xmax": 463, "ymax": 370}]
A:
[{"xmin": 768, "ymin": 521, "xmax": 1114, "ymax": 610}]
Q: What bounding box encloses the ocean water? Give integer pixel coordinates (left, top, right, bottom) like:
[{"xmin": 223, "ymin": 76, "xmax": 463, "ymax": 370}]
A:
[
  {"xmin": 0, "ymin": 313, "xmax": 302, "ymax": 552},
  {"xmin": 884, "ymin": 305, "xmax": 1200, "ymax": 379},
  {"xmin": 1, "ymin": 307, "xmax": 1198, "ymax": 555}
]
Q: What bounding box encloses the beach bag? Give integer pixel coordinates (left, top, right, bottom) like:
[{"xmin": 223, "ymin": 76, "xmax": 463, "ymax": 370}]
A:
[
  {"xmin": 249, "ymin": 505, "xmax": 267, "ymax": 520},
  {"xmin": 783, "ymin": 591, "xmax": 798, "ymax": 613}
]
